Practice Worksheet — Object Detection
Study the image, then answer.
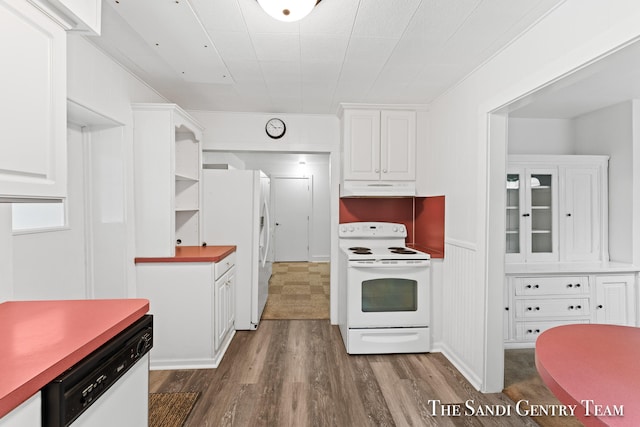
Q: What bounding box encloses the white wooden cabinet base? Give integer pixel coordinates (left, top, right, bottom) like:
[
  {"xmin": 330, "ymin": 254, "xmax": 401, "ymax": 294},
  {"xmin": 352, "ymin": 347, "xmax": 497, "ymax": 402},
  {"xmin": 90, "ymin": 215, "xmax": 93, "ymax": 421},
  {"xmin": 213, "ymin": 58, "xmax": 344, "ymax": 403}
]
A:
[
  {"xmin": 136, "ymin": 253, "xmax": 236, "ymax": 370},
  {"xmin": 505, "ymin": 265, "xmax": 638, "ymax": 348}
]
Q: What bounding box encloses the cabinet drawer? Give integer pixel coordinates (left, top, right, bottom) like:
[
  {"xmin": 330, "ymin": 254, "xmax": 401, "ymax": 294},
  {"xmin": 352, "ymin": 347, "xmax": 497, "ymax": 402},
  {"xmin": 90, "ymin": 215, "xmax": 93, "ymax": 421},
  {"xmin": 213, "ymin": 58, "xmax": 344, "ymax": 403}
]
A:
[
  {"xmin": 214, "ymin": 252, "xmax": 236, "ymax": 280},
  {"xmin": 514, "ymin": 276, "xmax": 589, "ymax": 296},
  {"xmin": 515, "ymin": 319, "xmax": 589, "ymax": 341},
  {"xmin": 515, "ymin": 298, "xmax": 589, "ymax": 318}
]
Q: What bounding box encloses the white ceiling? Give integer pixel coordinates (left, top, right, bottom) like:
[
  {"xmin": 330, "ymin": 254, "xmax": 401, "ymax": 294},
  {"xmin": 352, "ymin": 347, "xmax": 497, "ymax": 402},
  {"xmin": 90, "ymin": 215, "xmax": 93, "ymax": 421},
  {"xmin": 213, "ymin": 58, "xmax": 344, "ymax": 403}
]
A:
[{"xmin": 91, "ymin": 0, "xmax": 566, "ymax": 114}]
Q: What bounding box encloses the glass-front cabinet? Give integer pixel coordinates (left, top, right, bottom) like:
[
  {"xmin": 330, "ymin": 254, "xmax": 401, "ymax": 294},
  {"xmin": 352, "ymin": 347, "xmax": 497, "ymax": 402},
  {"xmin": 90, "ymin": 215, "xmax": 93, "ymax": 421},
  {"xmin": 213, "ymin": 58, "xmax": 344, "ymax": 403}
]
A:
[{"xmin": 506, "ymin": 167, "xmax": 558, "ymax": 263}]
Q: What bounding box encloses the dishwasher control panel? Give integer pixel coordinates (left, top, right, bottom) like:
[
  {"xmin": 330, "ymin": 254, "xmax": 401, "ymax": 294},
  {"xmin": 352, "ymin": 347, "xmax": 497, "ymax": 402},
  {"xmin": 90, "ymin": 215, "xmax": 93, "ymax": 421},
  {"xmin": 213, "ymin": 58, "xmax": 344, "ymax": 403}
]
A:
[{"xmin": 42, "ymin": 315, "xmax": 153, "ymax": 427}]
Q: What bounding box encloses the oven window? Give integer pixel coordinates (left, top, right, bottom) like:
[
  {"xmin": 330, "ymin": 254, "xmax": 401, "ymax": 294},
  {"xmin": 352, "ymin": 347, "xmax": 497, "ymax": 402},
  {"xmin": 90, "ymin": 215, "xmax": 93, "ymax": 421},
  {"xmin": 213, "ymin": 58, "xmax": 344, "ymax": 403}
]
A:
[{"xmin": 361, "ymin": 278, "xmax": 417, "ymax": 312}]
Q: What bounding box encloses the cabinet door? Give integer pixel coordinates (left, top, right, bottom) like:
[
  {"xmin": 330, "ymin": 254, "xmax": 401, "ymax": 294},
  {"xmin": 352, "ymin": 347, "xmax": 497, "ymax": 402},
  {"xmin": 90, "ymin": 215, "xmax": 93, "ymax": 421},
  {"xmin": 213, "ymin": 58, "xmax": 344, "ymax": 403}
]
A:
[
  {"xmin": 560, "ymin": 166, "xmax": 601, "ymax": 261},
  {"xmin": 524, "ymin": 168, "xmax": 558, "ymax": 262},
  {"xmin": 380, "ymin": 110, "xmax": 416, "ymax": 180},
  {"xmin": 0, "ymin": 0, "xmax": 67, "ymax": 200},
  {"xmin": 343, "ymin": 110, "xmax": 381, "ymax": 180},
  {"xmin": 594, "ymin": 275, "xmax": 635, "ymax": 326},
  {"xmin": 505, "ymin": 167, "xmax": 526, "ymax": 263},
  {"xmin": 227, "ymin": 267, "xmax": 236, "ymax": 332},
  {"xmin": 214, "ymin": 272, "xmax": 228, "ymax": 351}
]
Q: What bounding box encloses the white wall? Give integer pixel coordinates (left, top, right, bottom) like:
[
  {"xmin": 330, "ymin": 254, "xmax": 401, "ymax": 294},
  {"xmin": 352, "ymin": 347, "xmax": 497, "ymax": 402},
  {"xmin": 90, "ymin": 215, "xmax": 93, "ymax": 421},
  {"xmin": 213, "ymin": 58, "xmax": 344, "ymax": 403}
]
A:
[
  {"xmin": 241, "ymin": 155, "xmax": 331, "ymax": 261},
  {"xmin": 12, "ymin": 125, "xmax": 87, "ymax": 299},
  {"xmin": 189, "ymin": 111, "xmax": 339, "ymax": 151},
  {"xmin": 575, "ymin": 101, "xmax": 634, "ymax": 263},
  {"xmin": 422, "ymin": 0, "xmax": 640, "ymax": 392},
  {"xmin": 191, "ymin": 110, "xmax": 341, "ymax": 318},
  {"xmin": 508, "ymin": 118, "xmax": 575, "ymax": 154},
  {"xmin": 0, "ymin": 205, "xmax": 12, "ymax": 302},
  {"xmin": 194, "ymin": 113, "xmax": 335, "ymax": 261},
  {"xmin": 5, "ymin": 35, "xmax": 167, "ymax": 300},
  {"xmin": 202, "ymin": 152, "xmax": 246, "ymax": 169}
]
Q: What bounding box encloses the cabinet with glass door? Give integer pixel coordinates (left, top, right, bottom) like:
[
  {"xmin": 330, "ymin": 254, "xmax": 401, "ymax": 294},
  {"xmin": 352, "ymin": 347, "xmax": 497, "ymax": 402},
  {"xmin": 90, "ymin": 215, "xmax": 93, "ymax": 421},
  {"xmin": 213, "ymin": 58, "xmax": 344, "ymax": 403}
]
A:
[{"xmin": 506, "ymin": 167, "xmax": 558, "ymax": 263}]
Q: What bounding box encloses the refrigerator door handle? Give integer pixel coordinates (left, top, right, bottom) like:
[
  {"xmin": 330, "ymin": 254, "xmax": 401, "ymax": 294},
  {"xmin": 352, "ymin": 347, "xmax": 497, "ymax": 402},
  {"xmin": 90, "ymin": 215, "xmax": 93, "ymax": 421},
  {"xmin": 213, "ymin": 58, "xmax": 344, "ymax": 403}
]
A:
[{"xmin": 262, "ymin": 198, "xmax": 271, "ymax": 268}]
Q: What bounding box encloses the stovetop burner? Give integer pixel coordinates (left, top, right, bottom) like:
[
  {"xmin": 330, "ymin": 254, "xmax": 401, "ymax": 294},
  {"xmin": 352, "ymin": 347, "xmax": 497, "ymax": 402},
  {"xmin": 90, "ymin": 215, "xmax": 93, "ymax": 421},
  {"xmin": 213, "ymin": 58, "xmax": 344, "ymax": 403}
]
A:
[
  {"xmin": 388, "ymin": 247, "xmax": 417, "ymax": 255},
  {"xmin": 349, "ymin": 246, "xmax": 373, "ymax": 255}
]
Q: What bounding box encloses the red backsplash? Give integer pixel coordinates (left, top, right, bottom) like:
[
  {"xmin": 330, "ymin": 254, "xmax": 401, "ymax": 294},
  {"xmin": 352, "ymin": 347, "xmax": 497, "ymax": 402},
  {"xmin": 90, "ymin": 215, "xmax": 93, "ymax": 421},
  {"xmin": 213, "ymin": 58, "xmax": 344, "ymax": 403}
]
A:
[
  {"xmin": 339, "ymin": 198, "xmax": 415, "ymax": 239},
  {"xmin": 339, "ymin": 196, "xmax": 445, "ymax": 258},
  {"xmin": 415, "ymin": 196, "xmax": 445, "ymax": 258}
]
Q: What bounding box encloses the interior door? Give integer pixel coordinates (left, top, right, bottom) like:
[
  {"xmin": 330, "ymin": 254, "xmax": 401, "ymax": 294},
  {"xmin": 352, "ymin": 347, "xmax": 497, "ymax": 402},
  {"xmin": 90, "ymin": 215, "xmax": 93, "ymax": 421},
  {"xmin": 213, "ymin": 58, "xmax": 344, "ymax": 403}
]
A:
[{"xmin": 272, "ymin": 177, "xmax": 310, "ymax": 261}]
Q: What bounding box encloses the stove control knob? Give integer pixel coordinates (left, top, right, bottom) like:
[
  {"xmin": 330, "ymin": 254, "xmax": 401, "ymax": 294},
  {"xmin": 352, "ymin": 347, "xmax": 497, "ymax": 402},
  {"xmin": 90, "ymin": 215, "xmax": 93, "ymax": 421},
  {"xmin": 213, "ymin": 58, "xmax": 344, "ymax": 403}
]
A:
[
  {"xmin": 392, "ymin": 226, "xmax": 398, "ymax": 232},
  {"xmin": 348, "ymin": 226, "xmax": 355, "ymax": 232}
]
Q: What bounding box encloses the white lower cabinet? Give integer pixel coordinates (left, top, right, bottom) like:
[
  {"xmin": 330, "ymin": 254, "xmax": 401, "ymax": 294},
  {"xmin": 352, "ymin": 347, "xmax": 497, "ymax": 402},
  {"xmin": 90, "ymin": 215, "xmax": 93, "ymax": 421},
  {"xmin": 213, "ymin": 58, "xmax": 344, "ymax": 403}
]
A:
[
  {"xmin": 505, "ymin": 271, "xmax": 637, "ymax": 347},
  {"xmin": 214, "ymin": 264, "xmax": 235, "ymax": 351},
  {"xmin": 0, "ymin": 393, "xmax": 41, "ymax": 427},
  {"xmin": 594, "ymin": 275, "xmax": 636, "ymax": 325},
  {"xmin": 136, "ymin": 252, "xmax": 236, "ymax": 369}
]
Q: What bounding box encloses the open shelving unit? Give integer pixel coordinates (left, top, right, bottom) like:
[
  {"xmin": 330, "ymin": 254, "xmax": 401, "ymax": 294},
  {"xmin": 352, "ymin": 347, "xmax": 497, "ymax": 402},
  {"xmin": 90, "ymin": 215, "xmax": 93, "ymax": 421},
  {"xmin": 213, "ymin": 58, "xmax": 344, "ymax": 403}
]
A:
[{"xmin": 133, "ymin": 104, "xmax": 204, "ymax": 257}]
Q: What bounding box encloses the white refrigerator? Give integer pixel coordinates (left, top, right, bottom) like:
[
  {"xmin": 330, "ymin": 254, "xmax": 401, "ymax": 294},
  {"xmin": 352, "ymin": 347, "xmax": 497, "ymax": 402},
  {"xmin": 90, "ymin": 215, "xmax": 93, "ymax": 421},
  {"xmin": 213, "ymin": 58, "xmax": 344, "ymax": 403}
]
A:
[{"xmin": 201, "ymin": 169, "xmax": 273, "ymax": 330}]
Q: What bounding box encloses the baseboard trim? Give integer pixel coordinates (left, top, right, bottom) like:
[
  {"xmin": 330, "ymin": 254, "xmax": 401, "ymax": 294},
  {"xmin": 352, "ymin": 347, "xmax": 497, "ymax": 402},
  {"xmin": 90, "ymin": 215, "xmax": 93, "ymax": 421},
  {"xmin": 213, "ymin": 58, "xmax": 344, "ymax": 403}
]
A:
[{"xmin": 432, "ymin": 342, "xmax": 483, "ymax": 391}]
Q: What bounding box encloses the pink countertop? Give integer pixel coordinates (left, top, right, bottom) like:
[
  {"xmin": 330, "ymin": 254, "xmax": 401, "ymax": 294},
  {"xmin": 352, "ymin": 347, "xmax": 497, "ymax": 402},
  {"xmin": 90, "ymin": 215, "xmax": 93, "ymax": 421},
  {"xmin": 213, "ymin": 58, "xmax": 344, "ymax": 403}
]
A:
[
  {"xmin": 134, "ymin": 245, "xmax": 236, "ymax": 264},
  {"xmin": 536, "ymin": 324, "xmax": 640, "ymax": 426},
  {"xmin": 0, "ymin": 298, "xmax": 149, "ymax": 418}
]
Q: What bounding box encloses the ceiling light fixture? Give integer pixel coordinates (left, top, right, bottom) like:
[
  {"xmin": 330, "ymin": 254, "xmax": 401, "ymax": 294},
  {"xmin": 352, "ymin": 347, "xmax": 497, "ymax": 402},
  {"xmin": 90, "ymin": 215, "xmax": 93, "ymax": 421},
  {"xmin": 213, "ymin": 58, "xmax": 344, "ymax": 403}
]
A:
[{"xmin": 257, "ymin": 0, "xmax": 321, "ymax": 22}]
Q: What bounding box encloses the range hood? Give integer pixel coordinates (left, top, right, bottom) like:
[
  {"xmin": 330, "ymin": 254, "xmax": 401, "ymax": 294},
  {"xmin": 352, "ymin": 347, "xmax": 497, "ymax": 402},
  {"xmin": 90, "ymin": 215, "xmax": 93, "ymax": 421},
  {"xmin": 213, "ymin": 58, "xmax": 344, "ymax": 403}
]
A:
[{"xmin": 340, "ymin": 181, "xmax": 416, "ymax": 197}]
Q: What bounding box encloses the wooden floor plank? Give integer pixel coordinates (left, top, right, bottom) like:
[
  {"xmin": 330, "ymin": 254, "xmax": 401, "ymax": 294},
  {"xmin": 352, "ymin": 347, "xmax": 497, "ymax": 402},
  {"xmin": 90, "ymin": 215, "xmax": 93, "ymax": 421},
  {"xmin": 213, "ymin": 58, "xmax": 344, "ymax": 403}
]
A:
[{"xmin": 150, "ymin": 320, "xmax": 538, "ymax": 426}]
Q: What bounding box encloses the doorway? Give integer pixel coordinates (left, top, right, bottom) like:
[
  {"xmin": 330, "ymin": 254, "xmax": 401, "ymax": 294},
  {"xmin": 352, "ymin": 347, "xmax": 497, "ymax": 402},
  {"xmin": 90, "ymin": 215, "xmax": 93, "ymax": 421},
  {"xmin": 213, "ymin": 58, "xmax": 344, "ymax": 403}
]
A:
[{"xmin": 272, "ymin": 176, "xmax": 310, "ymax": 262}]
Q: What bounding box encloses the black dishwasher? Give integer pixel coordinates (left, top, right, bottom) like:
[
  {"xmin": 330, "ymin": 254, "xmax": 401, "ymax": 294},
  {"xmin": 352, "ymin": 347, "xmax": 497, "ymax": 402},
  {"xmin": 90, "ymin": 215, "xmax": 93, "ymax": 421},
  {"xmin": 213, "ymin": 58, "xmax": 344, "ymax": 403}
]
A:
[{"xmin": 42, "ymin": 315, "xmax": 153, "ymax": 427}]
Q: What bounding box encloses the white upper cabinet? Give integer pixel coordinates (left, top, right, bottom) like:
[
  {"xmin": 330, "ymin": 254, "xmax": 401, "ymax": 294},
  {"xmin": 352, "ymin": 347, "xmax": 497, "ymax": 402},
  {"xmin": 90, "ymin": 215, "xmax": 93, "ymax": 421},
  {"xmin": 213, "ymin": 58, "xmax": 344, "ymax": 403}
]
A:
[
  {"xmin": 133, "ymin": 104, "xmax": 203, "ymax": 257},
  {"xmin": 559, "ymin": 161, "xmax": 608, "ymax": 262},
  {"xmin": 380, "ymin": 110, "xmax": 416, "ymax": 180},
  {"xmin": 506, "ymin": 165, "xmax": 559, "ymax": 263},
  {"xmin": 0, "ymin": 0, "xmax": 67, "ymax": 201},
  {"xmin": 343, "ymin": 109, "xmax": 380, "ymax": 181},
  {"xmin": 506, "ymin": 155, "xmax": 609, "ymax": 264},
  {"xmin": 342, "ymin": 108, "xmax": 416, "ymax": 181}
]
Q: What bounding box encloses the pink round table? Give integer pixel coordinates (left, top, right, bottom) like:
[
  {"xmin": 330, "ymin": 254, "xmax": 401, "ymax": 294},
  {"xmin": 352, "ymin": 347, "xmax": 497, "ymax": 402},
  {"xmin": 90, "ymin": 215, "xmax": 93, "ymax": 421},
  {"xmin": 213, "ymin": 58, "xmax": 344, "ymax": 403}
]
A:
[{"xmin": 536, "ymin": 324, "xmax": 640, "ymax": 427}]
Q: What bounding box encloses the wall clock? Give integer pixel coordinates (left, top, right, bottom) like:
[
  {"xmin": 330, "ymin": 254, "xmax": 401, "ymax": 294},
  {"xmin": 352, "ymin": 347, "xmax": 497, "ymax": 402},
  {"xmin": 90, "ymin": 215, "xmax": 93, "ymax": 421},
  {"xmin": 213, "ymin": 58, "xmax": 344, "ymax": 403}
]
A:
[{"xmin": 265, "ymin": 118, "xmax": 286, "ymax": 139}]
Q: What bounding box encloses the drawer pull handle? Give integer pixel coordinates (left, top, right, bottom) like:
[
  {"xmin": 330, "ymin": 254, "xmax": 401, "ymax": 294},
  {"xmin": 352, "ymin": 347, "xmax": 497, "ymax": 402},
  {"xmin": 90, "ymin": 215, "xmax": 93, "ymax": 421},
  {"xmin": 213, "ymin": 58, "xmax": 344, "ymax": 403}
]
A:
[
  {"xmin": 525, "ymin": 284, "xmax": 539, "ymax": 289},
  {"xmin": 597, "ymin": 304, "xmax": 603, "ymax": 309},
  {"xmin": 526, "ymin": 329, "xmax": 541, "ymax": 334},
  {"xmin": 568, "ymin": 305, "xmax": 574, "ymax": 310},
  {"xmin": 567, "ymin": 284, "xmax": 573, "ymax": 288},
  {"xmin": 576, "ymin": 305, "xmax": 581, "ymax": 309},
  {"xmin": 575, "ymin": 284, "xmax": 581, "ymax": 288}
]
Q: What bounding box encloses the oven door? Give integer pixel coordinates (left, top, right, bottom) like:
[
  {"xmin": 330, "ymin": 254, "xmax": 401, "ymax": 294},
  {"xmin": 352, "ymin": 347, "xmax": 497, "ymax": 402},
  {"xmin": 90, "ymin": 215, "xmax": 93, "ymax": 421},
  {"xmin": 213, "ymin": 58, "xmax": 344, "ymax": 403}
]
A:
[{"xmin": 347, "ymin": 260, "xmax": 429, "ymax": 328}]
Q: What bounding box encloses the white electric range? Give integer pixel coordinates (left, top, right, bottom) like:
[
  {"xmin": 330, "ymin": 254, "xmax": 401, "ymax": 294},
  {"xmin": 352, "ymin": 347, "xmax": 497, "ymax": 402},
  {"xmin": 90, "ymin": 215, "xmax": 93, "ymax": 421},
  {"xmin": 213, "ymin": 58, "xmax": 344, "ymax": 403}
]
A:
[{"xmin": 337, "ymin": 222, "xmax": 431, "ymax": 354}]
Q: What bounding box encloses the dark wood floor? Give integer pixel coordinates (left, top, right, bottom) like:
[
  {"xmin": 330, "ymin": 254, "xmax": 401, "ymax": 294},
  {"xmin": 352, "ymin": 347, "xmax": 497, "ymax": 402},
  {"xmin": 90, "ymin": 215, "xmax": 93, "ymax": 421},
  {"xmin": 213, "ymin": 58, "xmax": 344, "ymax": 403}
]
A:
[{"xmin": 150, "ymin": 320, "xmax": 538, "ymax": 426}]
